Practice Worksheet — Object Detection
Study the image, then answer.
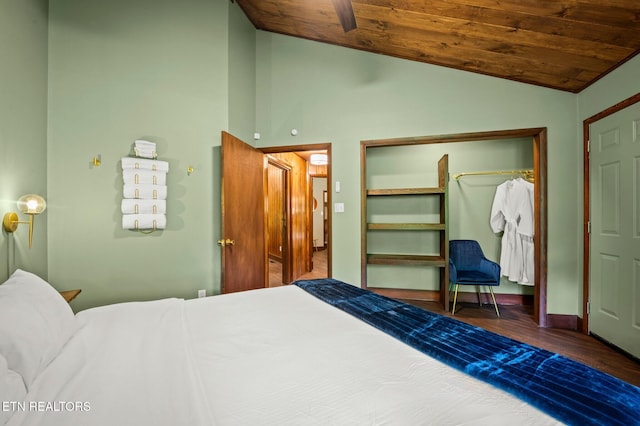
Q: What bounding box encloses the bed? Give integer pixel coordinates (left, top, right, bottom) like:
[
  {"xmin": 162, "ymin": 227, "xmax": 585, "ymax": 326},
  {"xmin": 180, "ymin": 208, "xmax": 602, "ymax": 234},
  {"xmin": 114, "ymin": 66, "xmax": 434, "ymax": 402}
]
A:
[{"xmin": 1, "ymin": 269, "xmax": 638, "ymax": 425}]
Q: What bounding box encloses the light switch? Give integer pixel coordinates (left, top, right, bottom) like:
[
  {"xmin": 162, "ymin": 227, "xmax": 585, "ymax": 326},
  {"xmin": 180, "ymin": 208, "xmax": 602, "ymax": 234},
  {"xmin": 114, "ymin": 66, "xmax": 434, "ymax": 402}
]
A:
[
  {"xmin": 334, "ymin": 203, "xmax": 345, "ymax": 213},
  {"xmin": 335, "ymin": 181, "xmax": 341, "ymax": 193}
]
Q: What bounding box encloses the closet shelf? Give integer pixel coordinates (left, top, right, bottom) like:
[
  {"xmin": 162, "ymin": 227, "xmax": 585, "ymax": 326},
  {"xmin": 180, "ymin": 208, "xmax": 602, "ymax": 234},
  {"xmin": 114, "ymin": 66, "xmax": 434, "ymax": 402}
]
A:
[
  {"xmin": 367, "ymin": 254, "xmax": 446, "ymax": 267},
  {"xmin": 362, "ymin": 152, "xmax": 449, "ymax": 310},
  {"xmin": 367, "ymin": 187, "xmax": 444, "ymax": 196},
  {"xmin": 367, "ymin": 223, "xmax": 445, "ymax": 231}
]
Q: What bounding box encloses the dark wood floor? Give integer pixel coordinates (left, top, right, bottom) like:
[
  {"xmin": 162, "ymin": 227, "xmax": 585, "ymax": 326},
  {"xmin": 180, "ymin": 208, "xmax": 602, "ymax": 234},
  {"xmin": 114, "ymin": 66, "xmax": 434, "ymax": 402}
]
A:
[{"xmin": 403, "ymin": 299, "xmax": 640, "ymax": 387}]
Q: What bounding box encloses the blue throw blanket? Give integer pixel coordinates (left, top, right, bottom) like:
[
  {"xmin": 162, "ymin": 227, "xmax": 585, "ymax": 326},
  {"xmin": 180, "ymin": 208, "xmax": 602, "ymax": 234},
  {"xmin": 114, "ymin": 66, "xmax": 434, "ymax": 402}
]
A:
[{"xmin": 295, "ymin": 278, "xmax": 640, "ymax": 426}]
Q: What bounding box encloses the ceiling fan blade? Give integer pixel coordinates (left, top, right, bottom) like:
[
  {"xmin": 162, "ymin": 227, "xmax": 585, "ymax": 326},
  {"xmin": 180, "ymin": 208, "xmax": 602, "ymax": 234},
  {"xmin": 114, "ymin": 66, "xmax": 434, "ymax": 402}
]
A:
[{"xmin": 331, "ymin": 0, "xmax": 357, "ymax": 32}]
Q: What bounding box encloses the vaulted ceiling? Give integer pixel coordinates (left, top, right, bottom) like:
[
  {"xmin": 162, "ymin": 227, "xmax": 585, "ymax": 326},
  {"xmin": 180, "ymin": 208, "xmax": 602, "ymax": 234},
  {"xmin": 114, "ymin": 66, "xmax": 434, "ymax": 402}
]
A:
[{"xmin": 234, "ymin": 0, "xmax": 640, "ymax": 93}]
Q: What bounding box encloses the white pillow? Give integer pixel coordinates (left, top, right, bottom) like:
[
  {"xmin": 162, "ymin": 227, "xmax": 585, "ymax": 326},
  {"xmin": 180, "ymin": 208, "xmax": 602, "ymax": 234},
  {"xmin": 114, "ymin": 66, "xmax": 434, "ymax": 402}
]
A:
[
  {"xmin": 0, "ymin": 353, "xmax": 27, "ymax": 425},
  {"xmin": 0, "ymin": 269, "xmax": 76, "ymax": 389}
]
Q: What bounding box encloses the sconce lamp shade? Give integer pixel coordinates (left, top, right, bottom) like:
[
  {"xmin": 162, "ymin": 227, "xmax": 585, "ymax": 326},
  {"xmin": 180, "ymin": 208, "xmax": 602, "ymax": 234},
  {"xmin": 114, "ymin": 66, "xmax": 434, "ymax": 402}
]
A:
[
  {"xmin": 3, "ymin": 194, "xmax": 47, "ymax": 249},
  {"xmin": 17, "ymin": 194, "xmax": 47, "ymax": 215},
  {"xmin": 310, "ymin": 153, "xmax": 328, "ymax": 166}
]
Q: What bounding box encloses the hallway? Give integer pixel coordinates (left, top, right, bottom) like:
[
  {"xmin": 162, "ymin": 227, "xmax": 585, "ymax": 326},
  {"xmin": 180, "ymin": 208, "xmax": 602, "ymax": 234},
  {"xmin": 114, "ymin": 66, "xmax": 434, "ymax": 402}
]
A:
[{"xmin": 269, "ymin": 249, "xmax": 328, "ymax": 287}]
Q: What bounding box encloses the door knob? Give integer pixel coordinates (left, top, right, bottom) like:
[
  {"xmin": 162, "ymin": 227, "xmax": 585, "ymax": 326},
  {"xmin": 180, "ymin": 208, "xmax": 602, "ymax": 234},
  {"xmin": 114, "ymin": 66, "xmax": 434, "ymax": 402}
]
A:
[{"xmin": 217, "ymin": 238, "xmax": 236, "ymax": 247}]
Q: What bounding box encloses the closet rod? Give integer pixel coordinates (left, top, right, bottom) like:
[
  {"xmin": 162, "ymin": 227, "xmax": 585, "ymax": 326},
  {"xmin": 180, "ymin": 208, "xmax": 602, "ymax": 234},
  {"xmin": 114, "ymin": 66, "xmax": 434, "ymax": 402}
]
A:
[{"xmin": 452, "ymin": 169, "xmax": 533, "ymax": 180}]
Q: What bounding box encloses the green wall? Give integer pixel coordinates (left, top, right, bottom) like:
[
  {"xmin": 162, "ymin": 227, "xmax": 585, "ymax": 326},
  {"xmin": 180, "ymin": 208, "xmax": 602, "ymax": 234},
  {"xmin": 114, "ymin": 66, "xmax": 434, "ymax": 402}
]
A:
[
  {"xmin": 255, "ymin": 32, "xmax": 580, "ymax": 314},
  {"xmin": 228, "ymin": 2, "xmax": 257, "ymax": 144},
  {"xmin": 46, "ymin": 0, "xmax": 255, "ymax": 311},
  {"xmin": 5, "ymin": 0, "xmax": 640, "ymax": 317},
  {"xmin": 0, "ymin": 0, "xmax": 49, "ymax": 280},
  {"xmin": 578, "ymin": 55, "xmax": 640, "ymax": 121}
]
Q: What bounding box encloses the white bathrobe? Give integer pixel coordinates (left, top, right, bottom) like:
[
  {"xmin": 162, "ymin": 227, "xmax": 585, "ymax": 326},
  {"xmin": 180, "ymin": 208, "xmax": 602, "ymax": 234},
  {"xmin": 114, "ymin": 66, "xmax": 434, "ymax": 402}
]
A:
[{"xmin": 490, "ymin": 178, "xmax": 534, "ymax": 285}]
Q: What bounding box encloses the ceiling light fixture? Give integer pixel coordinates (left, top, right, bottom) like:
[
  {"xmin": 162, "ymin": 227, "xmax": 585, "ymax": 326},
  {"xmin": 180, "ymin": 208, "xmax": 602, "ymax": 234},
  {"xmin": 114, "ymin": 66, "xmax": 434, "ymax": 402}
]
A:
[{"xmin": 310, "ymin": 153, "xmax": 328, "ymax": 166}]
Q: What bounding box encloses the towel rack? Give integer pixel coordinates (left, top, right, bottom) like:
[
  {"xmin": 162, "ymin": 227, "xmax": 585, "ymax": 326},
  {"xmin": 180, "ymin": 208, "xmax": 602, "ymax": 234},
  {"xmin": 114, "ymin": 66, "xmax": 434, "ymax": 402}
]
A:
[
  {"xmin": 135, "ymin": 219, "xmax": 157, "ymax": 234},
  {"xmin": 121, "ymin": 140, "xmax": 168, "ymax": 234}
]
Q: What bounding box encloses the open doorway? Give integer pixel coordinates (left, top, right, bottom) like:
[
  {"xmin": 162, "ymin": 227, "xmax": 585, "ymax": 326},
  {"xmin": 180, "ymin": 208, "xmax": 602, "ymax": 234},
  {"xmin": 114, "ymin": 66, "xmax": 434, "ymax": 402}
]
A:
[
  {"xmin": 312, "ymin": 177, "xmax": 327, "ymax": 252},
  {"xmin": 219, "ymin": 132, "xmax": 331, "ymax": 293},
  {"xmin": 266, "ymin": 157, "xmax": 291, "ymax": 287},
  {"xmin": 303, "ymin": 171, "xmax": 328, "ymax": 281},
  {"xmin": 262, "ymin": 144, "xmax": 331, "ymax": 287}
]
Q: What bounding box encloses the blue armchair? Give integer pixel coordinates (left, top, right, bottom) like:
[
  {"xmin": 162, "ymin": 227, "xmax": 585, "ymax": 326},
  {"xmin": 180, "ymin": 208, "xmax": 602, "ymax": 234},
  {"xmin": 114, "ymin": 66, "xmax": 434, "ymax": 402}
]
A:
[{"xmin": 449, "ymin": 240, "xmax": 501, "ymax": 317}]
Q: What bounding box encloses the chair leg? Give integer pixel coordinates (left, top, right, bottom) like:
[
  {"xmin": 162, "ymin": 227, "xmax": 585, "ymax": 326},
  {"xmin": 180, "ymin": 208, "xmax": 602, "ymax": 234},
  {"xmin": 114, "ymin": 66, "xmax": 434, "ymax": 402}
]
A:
[
  {"xmin": 452, "ymin": 284, "xmax": 459, "ymax": 315},
  {"xmin": 489, "ymin": 287, "xmax": 500, "ymax": 317},
  {"xmin": 476, "ymin": 286, "xmax": 482, "ymax": 306},
  {"xmin": 448, "ymin": 282, "xmax": 455, "ymax": 307}
]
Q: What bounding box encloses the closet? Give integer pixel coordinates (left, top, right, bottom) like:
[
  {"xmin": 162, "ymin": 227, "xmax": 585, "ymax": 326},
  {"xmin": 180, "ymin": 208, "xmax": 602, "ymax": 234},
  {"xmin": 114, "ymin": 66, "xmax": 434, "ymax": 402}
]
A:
[{"xmin": 360, "ymin": 129, "xmax": 547, "ymax": 325}]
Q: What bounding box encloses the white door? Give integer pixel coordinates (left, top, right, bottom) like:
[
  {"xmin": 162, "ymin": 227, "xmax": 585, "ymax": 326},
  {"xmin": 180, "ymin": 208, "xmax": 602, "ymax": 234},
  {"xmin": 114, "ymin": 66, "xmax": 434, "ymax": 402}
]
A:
[{"xmin": 589, "ymin": 101, "xmax": 640, "ymax": 358}]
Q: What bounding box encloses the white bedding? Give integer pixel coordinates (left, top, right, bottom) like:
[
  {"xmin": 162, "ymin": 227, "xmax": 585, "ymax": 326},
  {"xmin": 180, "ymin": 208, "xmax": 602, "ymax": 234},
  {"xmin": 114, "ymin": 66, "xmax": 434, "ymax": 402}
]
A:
[{"xmin": 7, "ymin": 286, "xmax": 561, "ymax": 425}]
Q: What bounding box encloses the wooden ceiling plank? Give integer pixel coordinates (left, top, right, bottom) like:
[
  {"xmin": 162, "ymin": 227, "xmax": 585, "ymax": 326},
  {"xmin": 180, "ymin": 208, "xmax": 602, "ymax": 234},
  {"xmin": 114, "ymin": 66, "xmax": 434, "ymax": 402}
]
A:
[
  {"xmin": 252, "ymin": 13, "xmax": 358, "ymax": 43},
  {"xmin": 240, "ymin": 0, "xmax": 351, "ymax": 36},
  {"xmin": 356, "ymin": 0, "xmax": 640, "ymax": 48},
  {"xmin": 235, "ymin": 0, "xmax": 281, "ymax": 28},
  {"xmin": 356, "ymin": 3, "xmax": 634, "ymax": 63},
  {"xmin": 243, "ymin": 0, "xmax": 341, "ymax": 28},
  {"xmin": 354, "ymin": 14, "xmax": 621, "ymax": 75},
  {"xmin": 430, "ymin": 0, "xmax": 640, "ymax": 29},
  {"xmin": 274, "ymin": 0, "xmax": 342, "ymax": 18}
]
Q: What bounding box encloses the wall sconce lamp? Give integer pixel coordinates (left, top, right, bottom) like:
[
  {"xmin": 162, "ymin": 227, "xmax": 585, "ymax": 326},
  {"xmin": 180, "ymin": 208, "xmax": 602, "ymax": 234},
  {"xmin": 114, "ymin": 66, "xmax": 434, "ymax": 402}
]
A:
[{"xmin": 3, "ymin": 194, "xmax": 47, "ymax": 249}]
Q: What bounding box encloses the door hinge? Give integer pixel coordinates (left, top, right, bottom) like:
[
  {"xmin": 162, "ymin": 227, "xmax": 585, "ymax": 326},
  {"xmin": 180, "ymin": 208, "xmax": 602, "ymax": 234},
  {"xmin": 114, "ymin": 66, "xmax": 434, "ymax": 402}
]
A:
[
  {"xmin": 586, "ymin": 301, "xmax": 590, "ymax": 315},
  {"xmin": 587, "ymin": 221, "xmax": 591, "ymax": 233},
  {"xmin": 587, "ymin": 139, "xmax": 590, "ymax": 153}
]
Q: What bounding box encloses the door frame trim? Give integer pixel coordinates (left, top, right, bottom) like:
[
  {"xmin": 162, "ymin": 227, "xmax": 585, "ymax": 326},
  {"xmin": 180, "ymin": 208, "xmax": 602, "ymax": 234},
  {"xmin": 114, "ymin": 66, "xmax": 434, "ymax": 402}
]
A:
[
  {"xmin": 260, "ymin": 143, "xmax": 332, "ymax": 279},
  {"xmin": 582, "ymin": 92, "xmax": 640, "ymax": 334}
]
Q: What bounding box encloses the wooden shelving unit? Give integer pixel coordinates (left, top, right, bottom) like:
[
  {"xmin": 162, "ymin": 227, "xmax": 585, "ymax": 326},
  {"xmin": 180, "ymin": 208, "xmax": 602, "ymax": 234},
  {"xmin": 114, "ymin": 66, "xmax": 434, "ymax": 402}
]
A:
[{"xmin": 361, "ymin": 152, "xmax": 450, "ymax": 311}]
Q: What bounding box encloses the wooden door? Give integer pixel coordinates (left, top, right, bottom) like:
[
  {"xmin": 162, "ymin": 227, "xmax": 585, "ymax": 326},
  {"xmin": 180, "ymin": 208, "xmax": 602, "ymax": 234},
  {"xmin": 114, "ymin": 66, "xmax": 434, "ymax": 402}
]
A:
[
  {"xmin": 589, "ymin": 102, "xmax": 640, "ymax": 358},
  {"xmin": 220, "ymin": 131, "xmax": 267, "ymax": 293}
]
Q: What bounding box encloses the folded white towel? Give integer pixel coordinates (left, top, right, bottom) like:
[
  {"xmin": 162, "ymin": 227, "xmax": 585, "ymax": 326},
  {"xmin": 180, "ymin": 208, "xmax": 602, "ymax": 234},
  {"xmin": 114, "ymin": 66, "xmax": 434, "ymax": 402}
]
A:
[
  {"xmin": 134, "ymin": 148, "xmax": 157, "ymax": 159},
  {"xmin": 121, "ymin": 157, "xmax": 169, "ymax": 173},
  {"xmin": 121, "ymin": 199, "xmax": 167, "ymax": 214},
  {"xmin": 134, "ymin": 140, "xmax": 157, "ymax": 158},
  {"xmin": 123, "ymin": 184, "xmax": 167, "ymax": 200},
  {"xmin": 122, "ymin": 169, "xmax": 167, "ymax": 185},
  {"xmin": 134, "ymin": 139, "xmax": 156, "ymax": 149},
  {"xmin": 122, "ymin": 214, "xmax": 166, "ymax": 230}
]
